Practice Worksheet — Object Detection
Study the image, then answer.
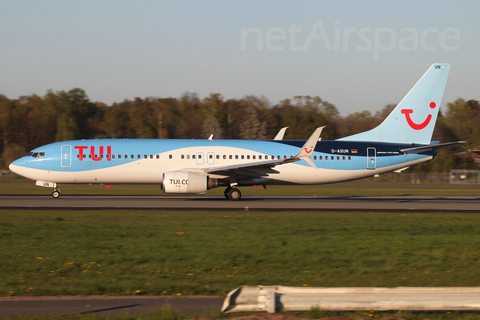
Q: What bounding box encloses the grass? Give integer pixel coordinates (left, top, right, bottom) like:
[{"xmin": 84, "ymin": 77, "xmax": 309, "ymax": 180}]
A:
[{"xmin": 2, "ymin": 210, "xmax": 480, "ymax": 298}]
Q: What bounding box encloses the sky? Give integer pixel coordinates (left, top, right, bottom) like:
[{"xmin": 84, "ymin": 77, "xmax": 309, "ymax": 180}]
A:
[{"xmin": 0, "ymin": 0, "xmax": 479, "ymax": 116}]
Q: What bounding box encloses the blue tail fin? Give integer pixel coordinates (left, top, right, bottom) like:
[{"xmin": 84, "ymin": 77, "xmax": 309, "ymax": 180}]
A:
[{"xmin": 339, "ymin": 63, "xmax": 450, "ymax": 144}]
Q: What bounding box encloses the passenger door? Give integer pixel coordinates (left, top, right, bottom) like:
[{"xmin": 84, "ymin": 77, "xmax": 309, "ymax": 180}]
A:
[
  {"xmin": 61, "ymin": 145, "xmax": 72, "ymax": 167},
  {"xmin": 367, "ymin": 147, "xmax": 376, "ymax": 170}
]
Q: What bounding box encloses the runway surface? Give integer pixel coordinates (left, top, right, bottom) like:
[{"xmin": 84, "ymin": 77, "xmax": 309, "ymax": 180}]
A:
[
  {"xmin": 1, "ymin": 195, "xmax": 480, "ymax": 211},
  {"xmin": 0, "ymin": 295, "xmax": 223, "ymax": 317}
]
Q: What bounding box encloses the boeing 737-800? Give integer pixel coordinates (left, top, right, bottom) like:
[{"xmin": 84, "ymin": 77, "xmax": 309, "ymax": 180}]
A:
[{"xmin": 9, "ymin": 63, "xmax": 462, "ymax": 200}]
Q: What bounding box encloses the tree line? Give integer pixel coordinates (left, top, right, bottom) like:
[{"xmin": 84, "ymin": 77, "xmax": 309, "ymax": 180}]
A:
[{"xmin": 1, "ymin": 88, "xmax": 478, "ymax": 172}]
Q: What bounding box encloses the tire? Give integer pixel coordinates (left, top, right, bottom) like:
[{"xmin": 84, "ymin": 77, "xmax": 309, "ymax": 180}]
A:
[
  {"xmin": 52, "ymin": 191, "xmax": 60, "ymax": 199},
  {"xmin": 224, "ymin": 188, "xmax": 231, "ymax": 199},
  {"xmin": 227, "ymin": 188, "xmax": 242, "ymax": 201}
]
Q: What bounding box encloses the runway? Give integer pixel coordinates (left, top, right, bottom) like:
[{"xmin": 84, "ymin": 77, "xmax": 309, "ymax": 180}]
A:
[{"xmin": 1, "ymin": 195, "xmax": 480, "ymax": 212}]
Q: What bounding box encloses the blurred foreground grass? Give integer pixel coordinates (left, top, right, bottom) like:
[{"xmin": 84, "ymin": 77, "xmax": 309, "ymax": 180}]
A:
[{"xmin": 1, "ymin": 210, "xmax": 480, "ymax": 297}]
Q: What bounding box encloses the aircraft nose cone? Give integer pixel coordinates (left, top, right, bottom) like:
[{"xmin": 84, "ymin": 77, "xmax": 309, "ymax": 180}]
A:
[{"xmin": 9, "ymin": 160, "xmax": 24, "ymax": 176}]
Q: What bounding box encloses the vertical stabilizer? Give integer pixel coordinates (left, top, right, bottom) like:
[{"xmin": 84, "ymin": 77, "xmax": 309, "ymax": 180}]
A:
[{"xmin": 339, "ymin": 63, "xmax": 450, "ymax": 144}]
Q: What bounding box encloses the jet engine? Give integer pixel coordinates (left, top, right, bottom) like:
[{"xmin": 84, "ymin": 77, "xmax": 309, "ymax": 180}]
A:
[{"xmin": 162, "ymin": 171, "xmax": 228, "ymax": 194}]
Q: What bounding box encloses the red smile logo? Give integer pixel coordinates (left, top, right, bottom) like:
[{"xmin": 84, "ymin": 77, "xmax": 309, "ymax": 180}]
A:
[
  {"xmin": 304, "ymin": 146, "xmax": 313, "ymax": 153},
  {"xmin": 401, "ymin": 102, "xmax": 436, "ymax": 130}
]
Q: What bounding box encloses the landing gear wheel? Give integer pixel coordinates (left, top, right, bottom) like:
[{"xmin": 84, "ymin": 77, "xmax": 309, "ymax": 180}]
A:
[
  {"xmin": 52, "ymin": 190, "xmax": 60, "ymax": 199},
  {"xmin": 227, "ymin": 188, "xmax": 242, "ymax": 201},
  {"xmin": 224, "ymin": 187, "xmax": 231, "ymax": 199}
]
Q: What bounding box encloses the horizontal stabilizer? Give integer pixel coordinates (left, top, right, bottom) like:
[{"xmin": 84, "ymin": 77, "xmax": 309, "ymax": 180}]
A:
[{"xmin": 400, "ymin": 141, "xmax": 465, "ymax": 154}]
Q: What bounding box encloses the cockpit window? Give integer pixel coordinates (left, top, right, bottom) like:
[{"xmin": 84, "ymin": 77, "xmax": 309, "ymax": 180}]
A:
[{"xmin": 27, "ymin": 152, "xmax": 45, "ymax": 158}]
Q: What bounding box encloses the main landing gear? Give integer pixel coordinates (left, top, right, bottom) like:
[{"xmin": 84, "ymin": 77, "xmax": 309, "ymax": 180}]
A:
[
  {"xmin": 52, "ymin": 187, "xmax": 61, "ymax": 199},
  {"xmin": 224, "ymin": 187, "xmax": 242, "ymax": 201}
]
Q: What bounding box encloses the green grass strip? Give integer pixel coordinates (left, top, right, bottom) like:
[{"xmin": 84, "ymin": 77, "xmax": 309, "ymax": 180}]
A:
[{"xmin": 1, "ymin": 210, "xmax": 480, "ymax": 298}]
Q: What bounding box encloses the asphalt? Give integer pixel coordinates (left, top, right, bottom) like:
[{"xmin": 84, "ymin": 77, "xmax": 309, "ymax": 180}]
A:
[
  {"xmin": 0, "ymin": 295, "xmax": 223, "ymax": 317},
  {"xmin": 1, "ymin": 195, "xmax": 480, "ymax": 212}
]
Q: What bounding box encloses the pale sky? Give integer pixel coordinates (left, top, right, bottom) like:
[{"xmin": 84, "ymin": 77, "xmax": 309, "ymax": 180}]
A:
[{"xmin": 0, "ymin": 0, "xmax": 478, "ymax": 115}]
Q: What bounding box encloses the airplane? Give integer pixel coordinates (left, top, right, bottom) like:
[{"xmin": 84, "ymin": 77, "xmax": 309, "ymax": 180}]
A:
[{"xmin": 9, "ymin": 63, "xmax": 463, "ymax": 200}]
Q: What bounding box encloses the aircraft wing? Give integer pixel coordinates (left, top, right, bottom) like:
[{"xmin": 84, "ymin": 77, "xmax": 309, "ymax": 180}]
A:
[
  {"xmin": 182, "ymin": 127, "xmax": 325, "ymax": 179},
  {"xmin": 205, "ymin": 157, "xmax": 298, "ymax": 178}
]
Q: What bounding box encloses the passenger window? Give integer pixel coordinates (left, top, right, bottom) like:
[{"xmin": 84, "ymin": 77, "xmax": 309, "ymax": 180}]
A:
[
  {"xmin": 223, "ymin": 155, "xmax": 226, "ymax": 159},
  {"xmin": 150, "ymin": 155, "xmax": 153, "ymax": 159},
  {"xmin": 77, "ymin": 154, "xmax": 80, "ymax": 159},
  {"xmin": 143, "ymin": 155, "xmax": 147, "ymax": 159},
  {"xmin": 241, "ymin": 155, "xmax": 244, "ymax": 160},
  {"xmin": 106, "ymin": 154, "xmax": 110, "ymax": 159},
  {"xmin": 259, "ymin": 155, "xmax": 263, "ymax": 159},
  {"xmin": 192, "ymin": 155, "xmax": 196, "ymax": 159},
  {"xmin": 209, "ymin": 154, "xmax": 213, "ymax": 159},
  {"xmin": 156, "ymin": 155, "xmax": 160, "ymax": 159},
  {"xmin": 186, "ymin": 155, "xmax": 190, "ymax": 159},
  {"xmin": 320, "ymin": 156, "xmax": 323, "ymax": 160},
  {"xmin": 216, "ymin": 155, "xmax": 219, "ymax": 159},
  {"xmin": 181, "ymin": 155, "xmax": 185, "ymax": 159},
  {"xmin": 169, "ymin": 155, "xmax": 172, "ymax": 159},
  {"xmin": 348, "ymin": 156, "xmax": 351, "ymax": 160},
  {"xmin": 284, "ymin": 155, "xmax": 287, "ymax": 159},
  {"xmin": 342, "ymin": 156, "xmax": 345, "ymax": 160},
  {"xmin": 253, "ymin": 155, "xmax": 256, "ymax": 160},
  {"xmin": 235, "ymin": 155, "xmax": 238, "ymax": 159},
  {"xmin": 229, "ymin": 155, "xmax": 232, "ymax": 159},
  {"xmin": 247, "ymin": 155, "xmax": 250, "ymax": 159},
  {"xmin": 198, "ymin": 154, "xmax": 202, "ymax": 159},
  {"xmin": 137, "ymin": 155, "xmax": 141, "ymax": 159},
  {"xmin": 337, "ymin": 156, "xmax": 340, "ymax": 160},
  {"xmin": 325, "ymin": 156, "xmax": 329, "ymax": 160},
  {"xmin": 277, "ymin": 155, "xmax": 281, "ymax": 159},
  {"xmin": 313, "ymin": 156, "xmax": 317, "ymax": 160}
]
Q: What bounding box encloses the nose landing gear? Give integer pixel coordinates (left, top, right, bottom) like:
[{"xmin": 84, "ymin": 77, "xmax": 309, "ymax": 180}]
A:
[{"xmin": 52, "ymin": 187, "xmax": 61, "ymax": 199}]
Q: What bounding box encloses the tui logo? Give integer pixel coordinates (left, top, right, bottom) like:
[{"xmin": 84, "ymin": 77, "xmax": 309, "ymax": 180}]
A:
[{"xmin": 401, "ymin": 102, "xmax": 436, "ymax": 130}]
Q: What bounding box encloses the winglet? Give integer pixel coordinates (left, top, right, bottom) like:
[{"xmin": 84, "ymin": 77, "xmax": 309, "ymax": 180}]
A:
[
  {"xmin": 293, "ymin": 126, "xmax": 325, "ymax": 168},
  {"xmin": 273, "ymin": 127, "xmax": 288, "ymax": 140}
]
